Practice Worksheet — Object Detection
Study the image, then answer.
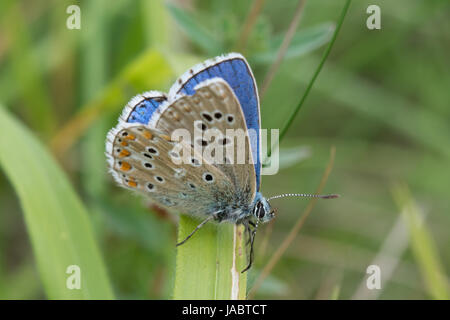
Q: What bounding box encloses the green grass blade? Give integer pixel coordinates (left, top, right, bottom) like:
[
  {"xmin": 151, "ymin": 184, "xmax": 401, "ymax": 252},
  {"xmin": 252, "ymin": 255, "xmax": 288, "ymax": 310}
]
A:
[
  {"xmin": 250, "ymin": 22, "xmax": 335, "ymax": 64},
  {"xmin": 0, "ymin": 106, "xmax": 114, "ymax": 299},
  {"xmin": 167, "ymin": 3, "xmax": 223, "ymax": 55},
  {"xmin": 174, "ymin": 216, "xmax": 247, "ymax": 299},
  {"xmin": 278, "ymin": 0, "xmax": 350, "ymax": 141},
  {"xmin": 392, "ymin": 184, "xmax": 449, "ymax": 300}
]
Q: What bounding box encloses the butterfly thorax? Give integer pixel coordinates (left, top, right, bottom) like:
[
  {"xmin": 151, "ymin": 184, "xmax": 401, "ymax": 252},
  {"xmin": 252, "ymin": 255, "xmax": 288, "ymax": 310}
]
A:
[
  {"xmin": 210, "ymin": 184, "xmax": 254, "ymax": 223},
  {"xmin": 215, "ymin": 192, "xmax": 273, "ymax": 224}
]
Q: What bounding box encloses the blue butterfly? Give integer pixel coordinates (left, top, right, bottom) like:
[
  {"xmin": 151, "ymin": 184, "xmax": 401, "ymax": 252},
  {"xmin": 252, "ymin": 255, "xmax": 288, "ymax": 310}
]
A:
[{"xmin": 106, "ymin": 53, "xmax": 337, "ymax": 271}]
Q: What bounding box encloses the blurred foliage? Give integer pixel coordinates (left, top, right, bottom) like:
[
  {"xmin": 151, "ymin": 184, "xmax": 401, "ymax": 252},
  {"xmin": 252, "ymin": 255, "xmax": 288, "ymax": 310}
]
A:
[{"xmin": 0, "ymin": 0, "xmax": 449, "ymax": 299}]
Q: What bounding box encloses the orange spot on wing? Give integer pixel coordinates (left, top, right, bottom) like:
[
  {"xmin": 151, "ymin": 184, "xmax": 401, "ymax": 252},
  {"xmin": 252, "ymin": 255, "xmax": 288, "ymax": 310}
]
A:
[
  {"xmin": 125, "ymin": 134, "xmax": 136, "ymax": 140},
  {"xmin": 120, "ymin": 141, "xmax": 129, "ymax": 147},
  {"xmin": 119, "ymin": 149, "xmax": 131, "ymax": 157},
  {"xmin": 127, "ymin": 180, "xmax": 137, "ymax": 188},
  {"xmin": 120, "ymin": 162, "xmax": 131, "ymax": 171}
]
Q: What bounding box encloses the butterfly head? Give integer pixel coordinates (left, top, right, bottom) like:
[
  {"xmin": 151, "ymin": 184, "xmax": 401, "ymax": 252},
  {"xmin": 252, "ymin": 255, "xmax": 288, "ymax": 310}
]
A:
[{"xmin": 252, "ymin": 193, "xmax": 275, "ymax": 223}]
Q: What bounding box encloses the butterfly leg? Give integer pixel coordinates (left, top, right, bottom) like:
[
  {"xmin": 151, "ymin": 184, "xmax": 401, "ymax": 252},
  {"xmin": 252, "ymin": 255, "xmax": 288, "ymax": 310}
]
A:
[
  {"xmin": 176, "ymin": 215, "xmax": 215, "ymax": 247},
  {"xmin": 241, "ymin": 220, "xmax": 258, "ymax": 273},
  {"xmin": 245, "ymin": 220, "xmax": 256, "ymax": 245}
]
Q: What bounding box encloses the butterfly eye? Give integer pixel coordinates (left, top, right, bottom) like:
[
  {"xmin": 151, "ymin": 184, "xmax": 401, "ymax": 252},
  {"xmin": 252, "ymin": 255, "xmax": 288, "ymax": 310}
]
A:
[
  {"xmin": 253, "ymin": 202, "xmax": 265, "ymax": 219},
  {"xmin": 258, "ymin": 206, "xmax": 265, "ymax": 219}
]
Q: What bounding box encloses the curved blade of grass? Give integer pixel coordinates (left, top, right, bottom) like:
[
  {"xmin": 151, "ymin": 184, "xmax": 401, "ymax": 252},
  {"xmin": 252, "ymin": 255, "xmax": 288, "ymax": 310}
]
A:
[
  {"xmin": 173, "ymin": 216, "xmax": 247, "ymax": 299},
  {"xmin": 0, "ymin": 106, "xmax": 114, "ymax": 299}
]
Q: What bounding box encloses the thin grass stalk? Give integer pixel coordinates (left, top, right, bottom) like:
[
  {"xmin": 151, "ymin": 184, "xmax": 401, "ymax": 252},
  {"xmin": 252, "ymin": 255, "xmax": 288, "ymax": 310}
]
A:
[{"xmin": 267, "ymin": 0, "xmax": 351, "ymax": 159}]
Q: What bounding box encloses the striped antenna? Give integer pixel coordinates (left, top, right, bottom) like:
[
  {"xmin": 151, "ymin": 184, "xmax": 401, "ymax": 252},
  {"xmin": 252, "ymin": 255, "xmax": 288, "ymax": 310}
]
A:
[{"xmin": 267, "ymin": 193, "xmax": 339, "ymax": 201}]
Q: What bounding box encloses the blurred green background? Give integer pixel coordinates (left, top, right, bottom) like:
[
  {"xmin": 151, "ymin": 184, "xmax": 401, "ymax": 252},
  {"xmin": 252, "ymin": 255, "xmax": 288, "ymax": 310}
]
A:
[{"xmin": 0, "ymin": 0, "xmax": 449, "ymax": 299}]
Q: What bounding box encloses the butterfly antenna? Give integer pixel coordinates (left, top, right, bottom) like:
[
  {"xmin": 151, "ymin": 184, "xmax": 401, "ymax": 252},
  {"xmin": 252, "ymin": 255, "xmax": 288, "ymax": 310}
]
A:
[{"xmin": 267, "ymin": 193, "xmax": 339, "ymax": 201}]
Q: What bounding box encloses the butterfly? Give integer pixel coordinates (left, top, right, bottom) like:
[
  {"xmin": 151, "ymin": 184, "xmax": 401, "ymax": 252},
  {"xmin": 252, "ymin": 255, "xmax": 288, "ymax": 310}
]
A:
[{"xmin": 106, "ymin": 53, "xmax": 337, "ymax": 272}]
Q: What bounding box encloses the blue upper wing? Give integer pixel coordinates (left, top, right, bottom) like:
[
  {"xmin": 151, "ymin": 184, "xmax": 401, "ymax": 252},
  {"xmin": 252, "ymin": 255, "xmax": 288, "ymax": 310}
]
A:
[{"xmin": 169, "ymin": 54, "xmax": 262, "ymax": 190}]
